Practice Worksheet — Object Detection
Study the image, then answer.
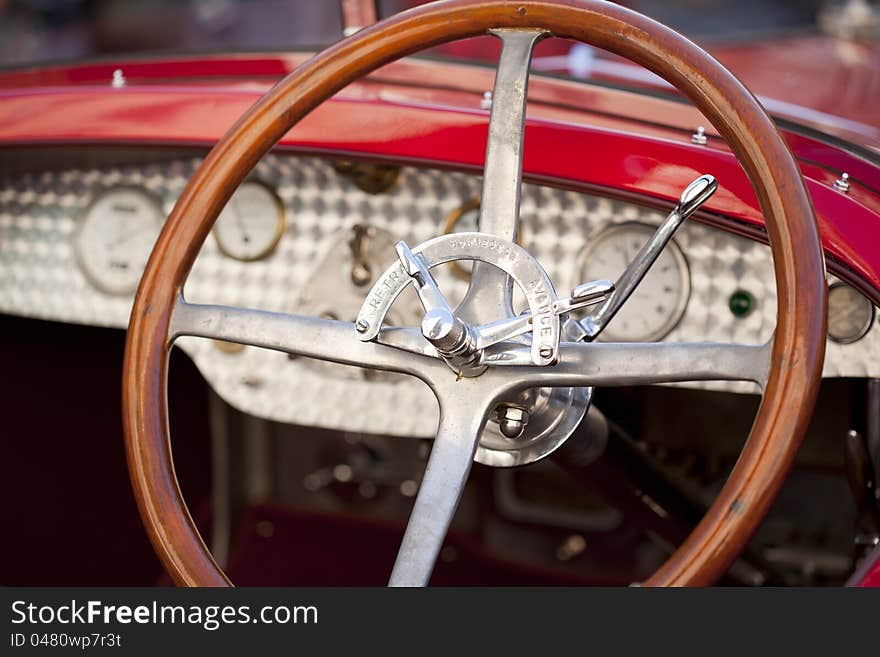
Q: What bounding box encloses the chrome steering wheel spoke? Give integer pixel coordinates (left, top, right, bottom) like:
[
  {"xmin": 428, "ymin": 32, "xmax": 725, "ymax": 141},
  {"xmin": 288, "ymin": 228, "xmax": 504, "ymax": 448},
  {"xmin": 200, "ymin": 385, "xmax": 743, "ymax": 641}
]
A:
[
  {"xmin": 389, "ymin": 392, "xmax": 495, "ymax": 587},
  {"xmin": 480, "ymin": 339, "xmax": 772, "ymax": 391},
  {"xmin": 581, "ymin": 175, "xmax": 717, "ymax": 340},
  {"xmin": 170, "ymin": 298, "xmax": 445, "ymax": 380},
  {"xmin": 457, "ymin": 28, "xmax": 547, "ymax": 325}
]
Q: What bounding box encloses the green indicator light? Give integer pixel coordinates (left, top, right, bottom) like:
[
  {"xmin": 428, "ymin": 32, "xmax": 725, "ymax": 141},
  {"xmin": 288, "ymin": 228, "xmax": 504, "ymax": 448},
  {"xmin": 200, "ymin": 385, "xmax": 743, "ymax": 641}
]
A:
[{"xmin": 729, "ymin": 290, "xmax": 754, "ymax": 318}]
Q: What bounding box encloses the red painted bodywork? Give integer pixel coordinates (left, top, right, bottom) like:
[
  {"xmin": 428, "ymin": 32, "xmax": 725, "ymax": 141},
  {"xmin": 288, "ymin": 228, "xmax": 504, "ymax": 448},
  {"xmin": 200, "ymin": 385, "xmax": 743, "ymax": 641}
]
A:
[
  {"xmin": 859, "ymin": 554, "xmax": 880, "ymax": 587},
  {"xmin": 429, "ymin": 34, "xmax": 880, "ymax": 147},
  {"xmin": 0, "ymin": 49, "xmax": 879, "ymax": 585},
  {"xmin": 1, "ymin": 61, "xmax": 878, "ymax": 293}
]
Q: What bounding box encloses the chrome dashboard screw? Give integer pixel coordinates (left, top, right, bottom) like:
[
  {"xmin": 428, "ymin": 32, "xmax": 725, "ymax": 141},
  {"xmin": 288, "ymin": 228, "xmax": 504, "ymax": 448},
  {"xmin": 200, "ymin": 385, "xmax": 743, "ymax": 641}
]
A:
[
  {"xmin": 834, "ymin": 172, "xmax": 851, "ymax": 193},
  {"xmin": 355, "ymin": 319, "xmax": 370, "ymax": 334},
  {"xmin": 111, "ymin": 69, "xmax": 127, "ymax": 88},
  {"xmin": 691, "ymin": 126, "xmax": 707, "ymax": 145}
]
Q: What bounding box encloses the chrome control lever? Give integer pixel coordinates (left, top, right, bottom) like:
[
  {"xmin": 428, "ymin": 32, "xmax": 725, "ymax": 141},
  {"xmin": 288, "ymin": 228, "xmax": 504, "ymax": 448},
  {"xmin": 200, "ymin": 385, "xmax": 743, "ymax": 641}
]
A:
[
  {"xmin": 395, "ymin": 241, "xmax": 455, "ymax": 317},
  {"xmin": 473, "ymin": 279, "xmax": 614, "ymax": 349},
  {"xmin": 394, "ymin": 239, "xmax": 613, "ymax": 370},
  {"xmin": 580, "ymin": 174, "xmax": 717, "ymax": 341},
  {"xmin": 396, "ymin": 241, "xmax": 481, "ymax": 372}
]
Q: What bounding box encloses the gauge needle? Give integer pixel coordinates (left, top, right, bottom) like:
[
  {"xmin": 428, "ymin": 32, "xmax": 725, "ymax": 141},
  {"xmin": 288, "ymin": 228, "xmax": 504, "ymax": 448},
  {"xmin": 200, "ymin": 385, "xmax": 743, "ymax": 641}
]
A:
[
  {"xmin": 106, "ymin": 223, "xmax": 153, "ymax": 250},
  {"xmin": 233, "ymin": 197, "xmax": 251, "ymax": 244}
]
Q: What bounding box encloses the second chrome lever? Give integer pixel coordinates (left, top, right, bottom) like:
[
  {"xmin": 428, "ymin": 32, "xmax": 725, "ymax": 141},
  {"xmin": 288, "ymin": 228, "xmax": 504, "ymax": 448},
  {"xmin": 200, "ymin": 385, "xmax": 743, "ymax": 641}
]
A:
[{"xmin": 579, "ymin": 174, "xmax": 717, "ymax": 341}]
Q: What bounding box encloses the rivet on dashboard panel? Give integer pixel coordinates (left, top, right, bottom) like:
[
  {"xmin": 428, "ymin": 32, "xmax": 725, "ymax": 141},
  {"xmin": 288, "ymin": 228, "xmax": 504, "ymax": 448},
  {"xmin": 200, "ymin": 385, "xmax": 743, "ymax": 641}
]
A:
[
  {"xmin": 111, "ymin": 69, "xmax": 126, "ymax": 88},
  {"xmin": 691, "ymin": 126, "xmax": 707, "ymax": 145},
  {"xmin": 833, "ymin": 173, "xmax": 851, "ymax": 193}
]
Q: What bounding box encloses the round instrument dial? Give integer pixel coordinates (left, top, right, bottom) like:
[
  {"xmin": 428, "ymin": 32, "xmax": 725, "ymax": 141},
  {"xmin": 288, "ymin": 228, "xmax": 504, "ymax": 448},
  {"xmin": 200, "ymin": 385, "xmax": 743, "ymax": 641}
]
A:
[
  {"xmin": 213, "ymin": 181, "xmax": 285, "ymax": 261},
  {"xmin": 579, "ymin": 222, "xmax": 690, "ymax": 342},
  {"xmin": 827, "ymin": 282, "xmax": 874, "ymax": 344},
  {"xmin": 75, "ymin": 187, "xmax": 164, "ymax": 295}
]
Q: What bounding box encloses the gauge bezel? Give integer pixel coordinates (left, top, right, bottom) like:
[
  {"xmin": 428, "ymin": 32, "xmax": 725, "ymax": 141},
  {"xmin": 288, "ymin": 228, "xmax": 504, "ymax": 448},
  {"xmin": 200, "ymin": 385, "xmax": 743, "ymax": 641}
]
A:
[
  {"xmin": 212, "ymin": 179, "xmax": 286, "ymax": 262},
  {"xmin": 827, "ymin": 281, "xmax": 875, "ymax": 345},
  {"xmin": 578, "ymin": 220, "xmax": 691, "ymax": 342},
  {"xmin": 74, "ymin": 185, "xmax": 166, "ymax": 296}
]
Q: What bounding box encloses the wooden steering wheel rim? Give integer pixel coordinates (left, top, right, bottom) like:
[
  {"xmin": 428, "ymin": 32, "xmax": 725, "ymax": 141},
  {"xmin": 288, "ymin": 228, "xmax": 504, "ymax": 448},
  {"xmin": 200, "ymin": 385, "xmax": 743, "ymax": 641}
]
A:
[{"xmin": 123, "ymin": 0, "xmax": 827, "ymax": 587}]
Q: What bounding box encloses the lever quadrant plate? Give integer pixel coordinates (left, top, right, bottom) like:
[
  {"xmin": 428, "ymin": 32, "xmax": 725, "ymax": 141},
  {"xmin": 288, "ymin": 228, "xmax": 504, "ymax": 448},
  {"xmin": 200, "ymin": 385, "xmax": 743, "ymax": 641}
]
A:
[{"xmin": 356, "ymin": 232, "xmax": 560, "ymax": 366}]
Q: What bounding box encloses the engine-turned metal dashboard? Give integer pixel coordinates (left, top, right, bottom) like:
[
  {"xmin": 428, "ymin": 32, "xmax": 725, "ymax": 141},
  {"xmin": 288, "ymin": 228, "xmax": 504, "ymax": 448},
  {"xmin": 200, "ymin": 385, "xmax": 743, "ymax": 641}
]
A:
[{"xmin": 0, "ymin": 153, "xmax": 877, "ymax": 437}]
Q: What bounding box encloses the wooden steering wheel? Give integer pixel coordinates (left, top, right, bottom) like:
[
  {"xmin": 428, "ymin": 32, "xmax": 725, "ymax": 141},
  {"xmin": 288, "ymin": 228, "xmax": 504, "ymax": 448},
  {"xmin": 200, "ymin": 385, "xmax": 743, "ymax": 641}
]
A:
[{"xmin": 123, "ymin": 0, "xmax": 827, "ymax": 586}]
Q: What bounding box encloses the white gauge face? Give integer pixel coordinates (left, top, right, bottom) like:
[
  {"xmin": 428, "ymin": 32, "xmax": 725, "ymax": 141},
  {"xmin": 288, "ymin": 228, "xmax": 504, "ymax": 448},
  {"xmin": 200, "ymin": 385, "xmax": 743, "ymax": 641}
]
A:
[
  {"xmin": 579, "ymin": 222, "xmax": 690, "ymax": 342},
  {"xmin": 828, "ymin": 283, "xmax": 874, "ymax": 344},
  {"xmin": 75, "ymin": 188, "xmax": 164, "ymax": 295},
  {"xmin": 213, "ymin": 181, "xmax": 285, "ymax": 261}
]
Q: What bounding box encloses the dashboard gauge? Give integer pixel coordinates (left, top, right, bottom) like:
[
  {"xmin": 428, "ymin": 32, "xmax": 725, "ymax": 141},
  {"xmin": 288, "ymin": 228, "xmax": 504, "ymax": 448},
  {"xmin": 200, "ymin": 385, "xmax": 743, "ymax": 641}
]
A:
[
  {"xmin": 827, "ymin": 282, "xmax": 874, "ymax": 344},
  {"xmin": 74, "ymin": 187, "xmax": 164, "ymax": 295},
  {"xmin": 213, "ymin": 181, "xmax": 285, "ymax": 261},
  {"xmin": 444, "ymin": 197, "xmax": 482, "ymax": 234},
  {"xmin": 578, "ymin": 222, "xmax": 690, "ymax": 342}
]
